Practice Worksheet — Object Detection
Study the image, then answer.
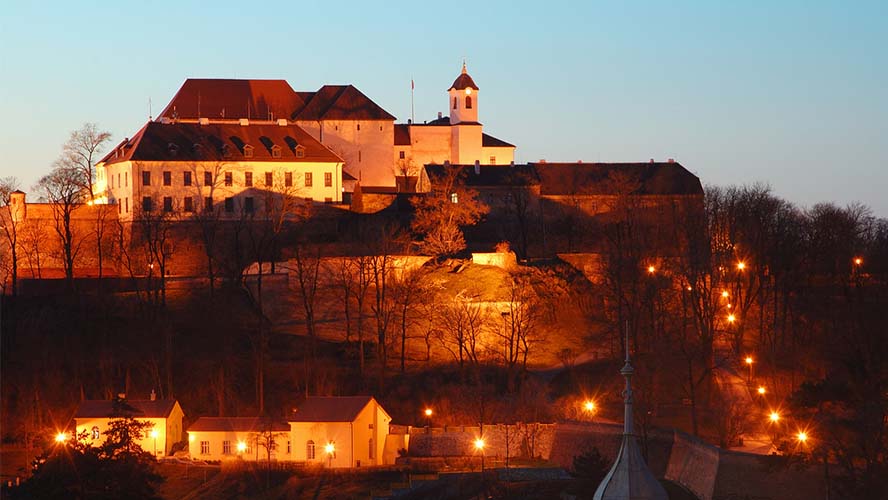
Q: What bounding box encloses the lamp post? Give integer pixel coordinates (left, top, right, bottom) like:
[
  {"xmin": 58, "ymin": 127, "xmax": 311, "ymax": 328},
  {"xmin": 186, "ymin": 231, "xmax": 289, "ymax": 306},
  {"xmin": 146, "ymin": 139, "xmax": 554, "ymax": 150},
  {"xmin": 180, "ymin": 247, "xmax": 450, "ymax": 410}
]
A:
[
  {"xmin": 325, "ymin": 442, "xmax": 335, "ymax": 468},
  {"xmin": 150, "ymin": 429, "xmax": 159, "ymax": 457},
  {"xmin": 54, "ymin": 432, "xmax": 67, "ymax": 444},
  {"xmin": 474, "ymin": 438, "xmax": 485, "ymax": 473},
  {"xmin": 583, "ymin": 400, "xmax": 596, "ymax": 419},
  {"xmin": 744, "ymin": 356, "xmax": 754, "ymax": 383},
  {"xmin": 424, "ymin": 408, "xmax": 433, "ymax": 432}
]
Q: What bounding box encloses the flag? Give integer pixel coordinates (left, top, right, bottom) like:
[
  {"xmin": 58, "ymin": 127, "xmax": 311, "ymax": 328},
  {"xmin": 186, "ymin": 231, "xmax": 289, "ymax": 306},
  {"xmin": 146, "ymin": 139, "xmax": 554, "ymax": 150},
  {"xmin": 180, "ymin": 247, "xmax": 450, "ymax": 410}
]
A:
[{"xmin": 411, "ymin": 79, "xmax": 414, "ymax": 90}]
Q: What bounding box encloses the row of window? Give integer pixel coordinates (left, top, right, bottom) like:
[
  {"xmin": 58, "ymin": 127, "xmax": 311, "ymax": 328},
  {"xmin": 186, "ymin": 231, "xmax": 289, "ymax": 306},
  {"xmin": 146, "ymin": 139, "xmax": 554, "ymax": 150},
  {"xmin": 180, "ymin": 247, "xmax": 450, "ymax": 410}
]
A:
[
  {"xmin": 195, "ymin": 439, "xmax": 374, "ymax": 460},
  {"xmin": 136, "ymin": 170, "xmax": 333, "ymax": 188},
  {"xmin": 140, "ymin": 195, "xmax": 330, "ymax": 213},
  {"xmin": 199, "ymin": 440, "xmax": 291, "ymax": 455}
]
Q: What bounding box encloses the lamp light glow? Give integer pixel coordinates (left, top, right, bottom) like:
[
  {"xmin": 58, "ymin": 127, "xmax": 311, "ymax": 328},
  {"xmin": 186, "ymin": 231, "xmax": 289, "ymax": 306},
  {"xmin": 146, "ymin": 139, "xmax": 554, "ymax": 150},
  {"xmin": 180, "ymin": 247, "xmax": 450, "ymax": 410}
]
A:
[
  {"xmin": 797, "ymin": 431, "xmax": 808, "ymax": 443},
  {"xmin": 325, "ymin": 442, "xmax": 335, "ymax": 455},
  {"xmin": 745, "ymin": 356, "xmax": 753, "ymax": 365},
  {"xmin": 737, "ymin": 261, "xmax": 746, "ymax": 270},
  {"xmin": 757, "ymin": 386, "xmax": 766, "ymax": 395},
  {"xmin": 769, "ymin": 411, "xmax": 780, "ymax": 423},
  {"xmin": 583, "ymin": 400, "xmax": 596, "ymax": 412},
  {"xmin": 424, "ymin": 408, "xmax": 433, "ymax": 417},
  {"xmin": 647, "ymin": 265, "xmax": 655, "ymax": 274},
  {"xmin": 237, "ymin": 441, "xmax": 247, "ymax": 452},
  {"xmin": 55, "ymin": 432, "xmax": 67, "ymax": 443},
  {"xmin": 474, "ymin": 438, "xmax": 485, "ymax": 451}
]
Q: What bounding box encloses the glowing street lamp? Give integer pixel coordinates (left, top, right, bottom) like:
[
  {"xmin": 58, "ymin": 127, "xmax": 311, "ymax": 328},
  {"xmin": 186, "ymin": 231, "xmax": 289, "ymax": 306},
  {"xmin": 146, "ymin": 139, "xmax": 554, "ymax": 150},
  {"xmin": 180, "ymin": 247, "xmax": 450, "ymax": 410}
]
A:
[
  {"xmin": 583, "ymin": 400, "xmax": 596, "ymax": 413},
  {"xmin": 150, "ymin": 428, "xmax": 159, "ymax": 457},
  {"xmin": 325, "ymin": 442, "xmax": 335, "ymax": 467},
  {"xmin": 474, "ymin": 438, "xmax": 486, "ymax": 472},
  {"xmin": 237, "ymin": 441, "xmax": 247, "ymax": 453},
  {"xmin": 769, "ymin": 411, "xmax": 781, "ymax": 423},
  {"xmin": 721, "ymin": 290, "xmax": 729, "ymax": 298},
  {"xmin": 647, "ymin": 265, "xmax": 656, "ymax": 274},
  {"xmin": 55, "ymin": 432, "xmax": 68, "ymax": 444},
  {"xmin": 424, "ymin": 408, "xmax": 433, "ymax": 431},
  {"xmin": 744, "ymin": 355, "xmax": 753, "ymax": 382},
  {"xmin": 796, "ymin": 431, "xmax": 808, "ymax": 443},
  {"xmin": 853, "ymin": 257, "xmax": 863, "ymax": 266},
  {"xmin": 757, "ymin": 386, "xmax": 766, "ymax": 395},
  {"xmin": 737, "ymin": 261, "xmax": 746, "ymax": 271},
  {"xmin": 727, "ymin": 314, "xmax": 736, "ymax": 323}
]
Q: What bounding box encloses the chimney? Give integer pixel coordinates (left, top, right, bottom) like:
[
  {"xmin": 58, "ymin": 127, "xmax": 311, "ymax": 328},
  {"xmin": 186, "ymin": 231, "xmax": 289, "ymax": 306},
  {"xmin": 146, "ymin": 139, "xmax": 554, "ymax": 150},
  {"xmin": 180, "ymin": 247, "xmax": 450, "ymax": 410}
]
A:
[
  {"xmin": 474, "ymin": 160, "xmax": 481, "ymax": 175},
  {"xmin": 150, "ymin": 389, "xmax": 156, "ymax": 401},
  {"xmin": 650, "ymin": 158, "xmax": 655, "ymax": 163},
  {"xmin": 407, "ymin": 119, "xmax": 412, "ymax": 124},
  {"xmin": 538, "ymin": 159, "xmax": 547, "ymax": 164},
  {"xmin": 667, "ymin": 158, "xmax": 675, "ymax": 163},
  {"xmin": 510, "ymin": 160, "xmax": 515, "ymax": 168},
  {"xmin": 437, "ymin": 111, "xmax": 443, "ymax": 119},
  {"xmin": 443, "ymin": 160, "xmax": 451, "ymax": 167}
]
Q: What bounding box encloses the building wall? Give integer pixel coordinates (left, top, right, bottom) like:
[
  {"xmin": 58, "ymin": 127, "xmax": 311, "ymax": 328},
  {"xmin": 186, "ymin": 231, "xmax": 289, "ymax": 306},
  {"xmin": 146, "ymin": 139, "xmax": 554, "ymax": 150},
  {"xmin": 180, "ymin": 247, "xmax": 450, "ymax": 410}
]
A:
[
  {"xmin": 451, "ymin": 124, "xmax": 483, "ymax": 165},
  {"xmin": 75, "ymin": 415, "xmax": 174, "ymax": 456},
  {"xmin": 401, "ymin": 126, "xmax": 452, "ymax": 171},
  {"xmin": 289, "ymin": 421, "xmax": 352, "ymax": 467},
  {"xmin": 481, "ymin": 146, "xmax": 514, "ymax": 165},
  {"xmin": 187, "ymin": 429, "xmax": 290, "ymax": 462},
  {"xmin": 98, "ymin": 159, "xmax": 343, "ymax": 221},
  {"xmin": 296, "ymin": 119, "xmax": 395, "ymax": 188}
]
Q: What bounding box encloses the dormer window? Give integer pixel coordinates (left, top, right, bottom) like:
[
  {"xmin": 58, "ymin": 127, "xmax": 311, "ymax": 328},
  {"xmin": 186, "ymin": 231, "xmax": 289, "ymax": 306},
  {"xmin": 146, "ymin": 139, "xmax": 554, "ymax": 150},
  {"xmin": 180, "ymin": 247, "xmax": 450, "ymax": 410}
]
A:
[
  {"xmin": 192, "ymin": 143, "xmax": 203, "ymax": 156},
  {"xmin": 271, "ymin": 145, "xmax": 282, "ymax": 158},
  {"xmin": 295, "ymin": 146, "xmax": 305, "ymax": 159},
  {"xmin": 221, "ymin": 144, "xmax": 232, "ymax": 158},
  {"xmin": 243, "ymin": 145, "xmax": 254, "ymax": 158},
  {"xmin": 168, "ymin": 142, "xmax": 179, "ymax": 156}
]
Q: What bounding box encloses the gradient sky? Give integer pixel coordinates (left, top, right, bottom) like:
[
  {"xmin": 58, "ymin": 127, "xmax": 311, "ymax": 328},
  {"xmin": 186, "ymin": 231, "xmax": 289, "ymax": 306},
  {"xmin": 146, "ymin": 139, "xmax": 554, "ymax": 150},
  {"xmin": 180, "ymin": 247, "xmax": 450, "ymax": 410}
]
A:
[{"xmin": 2, "ymin": 0, "xmax": 885, "ymax": 215}]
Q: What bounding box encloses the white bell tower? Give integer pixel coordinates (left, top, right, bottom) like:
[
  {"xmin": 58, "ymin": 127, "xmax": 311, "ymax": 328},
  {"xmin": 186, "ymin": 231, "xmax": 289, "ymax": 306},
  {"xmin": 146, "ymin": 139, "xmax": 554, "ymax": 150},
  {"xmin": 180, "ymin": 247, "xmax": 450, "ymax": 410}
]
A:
[{"xmin": 448, "ymin": 62, "xmax": 479, "ymax": 125}]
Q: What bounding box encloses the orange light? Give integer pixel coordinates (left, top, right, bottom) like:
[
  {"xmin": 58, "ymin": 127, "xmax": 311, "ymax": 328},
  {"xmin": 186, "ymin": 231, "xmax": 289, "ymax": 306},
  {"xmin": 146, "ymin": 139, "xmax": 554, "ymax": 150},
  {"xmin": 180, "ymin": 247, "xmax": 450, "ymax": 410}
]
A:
[
  {"xmin": 757, "ymin": 386, "xmax": 766, "ymax": 395},
  {"xmin": 465, "ymin": 88, "xmax": 472, "ymax": 95},
  {"xmin": 797, "ymin": 431, "xmax": 808, "ymax": 443},
  {"xmin": 769, "ymin": 411, "xmax": 780, "ymax": 423},
  {"xmin": 55, "ymin": 432, "xmax": 68, "ymax": 443},
  {"xmin": 237, "ymin": 441, "xmax": 247, "ymax": 452},
  {"xmin": 583, "ymin": 400, "xmax": 596, "ymax": 412},
  {"xmin": 424, "ymin": 408, "xmax": 433, "ymax": 417},
  {"xmin": 854, "ymin": 257, "xmax": 863, "ymax": 265},
  {"xmin": 647, "ymin": 265, "xmax": 655, "ymax": 274},
  {"xmin": 325, "ymin": 442, "xmax": 335, "ymax": 455},
  {"xmin": 721, "ymin": 290, "xmax": 729, "ymax": 298},
  {"xmin": 474, "ymin": 438, "xmax": 485, "ymax": 451},
  {"xmin": 728, "ymin": 314, "xmax": 736, "ymax": 323},
  {"xmin": 686, "ymin": 286, "xmax": 692, "ymax": 291},
  {"xmin": 727, "ymin": 303, "xmax": 732, "ymax": 309},
  {"xmin": 745, "ymin": 356, "xmax": 753, "ymax": 365},
  {"xmin": 737, "ymin": 262, "xmax": 746, "ymax": 270}
]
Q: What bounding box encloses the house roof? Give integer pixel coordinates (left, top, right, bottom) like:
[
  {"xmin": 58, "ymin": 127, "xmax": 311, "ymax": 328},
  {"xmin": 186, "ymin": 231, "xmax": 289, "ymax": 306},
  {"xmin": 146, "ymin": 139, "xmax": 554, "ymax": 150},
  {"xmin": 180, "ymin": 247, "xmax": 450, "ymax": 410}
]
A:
[
  {"xmin": 532, "ymin": 162, "xmax": 703, "ymax": 196},
  {"xmin": 449, "ymin": 63, "xmax": 479, "ymax": 91},
  {"xmin": 482, "ymin": 133, "xmax": 514, "ymax": 148},
  {"xmin": 294, "ymin": 85, "xmax": 396, "ymax": 121},
  {"xmin": 394, "ymin": 124, "xmax": 411, "ymax": 146},
  {"xmin": 290, "ymin": 396, "xmax": 380, "ymax": 422},
  {"xmin": 159, "ymin": 79, "xmax": 306, "ymax": 121},
  {"xmin": 425, "ymin": 164, "xmax": 540, "ymax": 187},
  {"xmin": 99, "ymin": 121, "xmax": 342, "ymax": 165},
  {"xmin": 75, "ymin": 399, "xmax": 178, "ymax": 419},
  {"xmin": 188, "ymin": 417, "xmax": 289, "ymax": 432}
]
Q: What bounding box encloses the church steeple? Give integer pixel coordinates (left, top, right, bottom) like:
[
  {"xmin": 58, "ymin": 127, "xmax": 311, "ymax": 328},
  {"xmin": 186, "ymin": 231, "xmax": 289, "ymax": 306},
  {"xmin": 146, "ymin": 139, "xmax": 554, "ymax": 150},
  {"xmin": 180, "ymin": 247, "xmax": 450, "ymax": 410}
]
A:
[
  {"xmin": 448, "ymin": 62, "xmax": 479, "ymax": 125},
  {"xmin": 593, "ymin": 325, "xmax": 669, "ymax": 500}
]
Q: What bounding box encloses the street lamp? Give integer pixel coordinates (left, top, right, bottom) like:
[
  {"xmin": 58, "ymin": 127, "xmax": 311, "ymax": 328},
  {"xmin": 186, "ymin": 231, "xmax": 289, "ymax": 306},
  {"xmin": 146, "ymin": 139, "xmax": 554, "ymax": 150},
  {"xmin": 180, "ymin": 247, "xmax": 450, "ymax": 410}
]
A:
[
  {"xmin": 757, "ymin": 386, "xmax": 766, "ymax": 395},
  {"xmin": 474, "ymin": 438, "xmax": 486, "ymax": 473},
  {"xmin": 796, "ymin": 431, "xmax": 808, "ymax": 444},
  {"xmin": 721, "ymin": 290, "xmax": 729, "ymax": 298},
  {"xmin": 424, "ymin": 408, "xmax": 433, "ymax": 432},
  {"xmin": 737, "ymin": 261, "xmax": 746, "ymax": 271},
  {"xmin": 769, "ymin": 411, "xmax": 780, "ymax": 423},
  {"xmin": 237, "ymin": 440, "xmax": 247, "ymax": 453},
  {"xmin": 853, "ymin": 257, "xmax": 862, "ymax": 266},
  {"xmin": 647, "ymin": 265, "xmax": 656, "ymax": 274},
  {"xmin": 55, "ymin": 432, "xmax": 68, "ymax": 444},
  {"xmin": 150, "ymin": 429, "xmax": 159, "ymax": 457},
  {"xmin": 744, "ymin": 356, "xmax": 753, "ymax": 382},
  {"xmin": 583, "ymin": 400, "xmax": 596, "ymax": 414},
  {"xmin": 728, "ymin": 314, "xmax": 736, "ymax": 323},
  {"xmin": 325, "ymin": 442, "xmax": 335, "ymax": 468}
]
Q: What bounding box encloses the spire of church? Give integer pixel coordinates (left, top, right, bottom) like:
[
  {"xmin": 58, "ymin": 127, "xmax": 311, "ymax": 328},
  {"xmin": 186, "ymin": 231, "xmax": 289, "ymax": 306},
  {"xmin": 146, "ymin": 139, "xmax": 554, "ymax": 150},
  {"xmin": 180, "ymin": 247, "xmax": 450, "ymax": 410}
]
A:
[
  {"xmin": 462, "ymin": 59, "xmax": 467, "ymax": 74},
  {"xmin": 592, "ymin": 324, "xmax": 668, "ymax": 500}
]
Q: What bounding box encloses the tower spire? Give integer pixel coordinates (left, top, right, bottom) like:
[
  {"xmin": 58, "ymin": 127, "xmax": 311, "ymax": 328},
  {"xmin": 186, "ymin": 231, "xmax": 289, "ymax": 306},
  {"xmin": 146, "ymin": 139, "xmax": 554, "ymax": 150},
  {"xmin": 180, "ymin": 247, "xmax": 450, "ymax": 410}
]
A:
[{"xmin": 462, "ymin": 58, "xmax": 467, "ymax": 74}]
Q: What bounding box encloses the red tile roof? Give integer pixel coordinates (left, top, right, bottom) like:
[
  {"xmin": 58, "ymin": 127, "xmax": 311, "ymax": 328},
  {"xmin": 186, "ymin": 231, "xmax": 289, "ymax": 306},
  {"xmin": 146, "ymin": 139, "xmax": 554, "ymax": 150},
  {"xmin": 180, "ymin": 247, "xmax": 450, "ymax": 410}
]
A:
[
  {"xmin": 159, "ymin": 79, "xmax": 306, "ymax": 121},
  {"xmin": 188, "ymin": 417, "xmax": 289, "ymax": 432},
  {"xmin": 294, "ymin": 85, "xmax": 396, "ymax": 121},
  {"xmin": 75, "ymin": 399, "xmax": 178, "ymax": 419},
  {"xmin": 100, "ymin": 121, "xmax": 342, "ymax": 165},
  {"xmin": 425, "ymin": 164, "xmax": 539, "ymax": 187},
  {"xmin": 290, "ymin": 396, "xmax": 378, "ymax": 422},
  {"xmin": 393, "ymin": 125, "xmax": 514, "ymax": 149},
  {"xmin": 449, "ymin": 65, "xmax": 479, "ymax": 91}
]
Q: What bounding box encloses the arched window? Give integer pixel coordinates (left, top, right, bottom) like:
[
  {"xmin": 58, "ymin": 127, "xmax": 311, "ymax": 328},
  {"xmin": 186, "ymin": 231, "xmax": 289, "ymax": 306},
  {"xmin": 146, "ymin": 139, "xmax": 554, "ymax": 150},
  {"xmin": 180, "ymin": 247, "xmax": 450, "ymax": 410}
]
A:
[
  {"xmin": 306, "ymin": 440, "xmax": 316, "ymax": 460},
  {"xmin": 465, "ymin": 96, "xmax": 472, "ymax": 109},
  {"xmin": 453, "ymin": 97, "xmax": 457, "ymax": 110},
  {"xmin": 91, "ymin": 426, "xmax": 100, "ymax": 440}
]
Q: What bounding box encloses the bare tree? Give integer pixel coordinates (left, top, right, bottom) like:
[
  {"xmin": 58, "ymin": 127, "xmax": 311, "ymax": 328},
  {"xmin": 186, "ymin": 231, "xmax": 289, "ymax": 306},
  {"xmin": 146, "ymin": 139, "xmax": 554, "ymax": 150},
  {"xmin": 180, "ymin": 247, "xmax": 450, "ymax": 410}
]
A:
[
  {"xmin": 435, "ymin": 290, "xmax": 489, "ymax": 374},
  {"xmin": 391, "ymin": 266, "xmax": 432, "ymax": 373},
  {"xmin": 411, "ymin": 165, "xmax": 488, "ymax": 256},
  {"xmin": 0, "ymin": 177, "xmax": 22, "ymax": 294},
  {"xmin": 498, "ymin": 274, "xmax": 544, "ymax": 388},
  {"xmin": 61, "ymin": 123, "xmax": 112, "ymax": 201},
  {"xmin": 36, "ymin": 165, "xmax": 88, "ymax": 288}
]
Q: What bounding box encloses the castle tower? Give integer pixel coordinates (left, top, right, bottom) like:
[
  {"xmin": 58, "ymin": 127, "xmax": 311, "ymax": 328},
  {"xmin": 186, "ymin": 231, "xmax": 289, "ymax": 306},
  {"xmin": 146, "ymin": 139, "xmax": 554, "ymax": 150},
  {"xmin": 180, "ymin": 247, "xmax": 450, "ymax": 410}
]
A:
[
  {"xmin": 448, "ymin": 61, "xmax": 479, "ymax": 125},
  {"xmin": 448, "ymin": 62, "xmax": 482, "ymax": 164}
]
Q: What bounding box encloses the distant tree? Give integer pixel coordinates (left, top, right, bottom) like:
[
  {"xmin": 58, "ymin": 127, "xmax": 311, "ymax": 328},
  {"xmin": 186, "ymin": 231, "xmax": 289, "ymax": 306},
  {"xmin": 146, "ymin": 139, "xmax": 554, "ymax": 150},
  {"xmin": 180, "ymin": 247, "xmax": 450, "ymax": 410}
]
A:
[
  {"xmin": 36, "ymin": 165, "xmax": 87, "ymax": 288},
  {"xmin": 391, "ymin": 266, "xmax": 432, "ymax": 373},
  {"xmin": 0, "ymin": 177, "xmax": 22, "ymax": 294},
  {"xmin": 411, "ymin": 165, "xmax": 488, "ymax": 256},
  {"xmin": 498, "ymin": 274, "xmax": 545, "ymax": 389},
  {"xmin": 435, "ymin": 290, "xmax": 488, "ymax": 375},
  {"xmin": 58, "ymin": 123, "xmax": 112, "ymax": 201}
]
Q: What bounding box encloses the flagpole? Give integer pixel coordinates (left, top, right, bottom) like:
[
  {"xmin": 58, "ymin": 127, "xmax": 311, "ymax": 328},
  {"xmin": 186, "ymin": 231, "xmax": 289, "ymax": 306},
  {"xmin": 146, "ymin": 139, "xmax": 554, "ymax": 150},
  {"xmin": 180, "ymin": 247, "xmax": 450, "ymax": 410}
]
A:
[{"xmin": 411, "ymin": 78, "xmax": 415, "ymax": 124}]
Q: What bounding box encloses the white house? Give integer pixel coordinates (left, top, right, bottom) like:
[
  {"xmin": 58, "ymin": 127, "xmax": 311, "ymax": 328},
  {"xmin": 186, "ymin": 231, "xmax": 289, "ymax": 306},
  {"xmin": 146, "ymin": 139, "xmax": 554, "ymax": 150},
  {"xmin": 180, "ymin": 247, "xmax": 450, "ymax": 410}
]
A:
[
  {"xmin": 187, "ymin": 417, "xmax": 291, "ymax": 462},
  {"xmin": 74, "ymin": 397, "xmax": 185, "ymax": 457},
  {"xmin": 290, "ymin": 396, "xmax": 392, "ymax": 468}
]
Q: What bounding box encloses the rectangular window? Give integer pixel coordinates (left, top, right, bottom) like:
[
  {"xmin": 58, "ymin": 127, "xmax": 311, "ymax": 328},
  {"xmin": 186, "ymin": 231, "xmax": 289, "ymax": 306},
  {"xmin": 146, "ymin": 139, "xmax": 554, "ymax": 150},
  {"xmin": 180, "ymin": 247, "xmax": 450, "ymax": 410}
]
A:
[
  {"xmin": 125, "ymin": 197, "xmax": 129, "ymax": 213},
  {"xmin": 304, "ymin": 172, "xmax": 312, "ymax": 187},
  {"xmin": 489, "ymin": 156, "xmax": 496, "ymax": 165},
  {"xmin": 244, "ymin": 197, "xmax": 254, "ymax": 213},
  {"xmin": 265, "ymin": 172, "xmax": 273, "ymax": 187},
  {"xmin": 223, "ymin": 440, "xmax": 231, "ymax": 455},
  {"xmin": 224, "ymin": 172, "xmax": 233, "ymax": 187},
  {"xmin": 142, "ymin": 171, "xmax": 151, "ymax": 186},
  {"xmin": 224, "ymin": 197, "xmax": 234, "ymax": 213},
  {"xmin": 204, "ymin": 171, "xmax": 213, "ymax": 186},
  {"xmin": 118, "ymin": 200, "xmax": 121, "ymax": 214},
  {"xmin": 200, "ymin": 441, "xmax": 210, "ymax": 455},
  {"xmin": 244, "ymin": 172, "xmax": 253, "ymax": 187},
  {"xmin": 163, "ymin": 196, "xmax": 173, "ymax": 212},
  {"xmin": 399, "ymin": 150, "xmax": 405, "ymax": 159},
  {"xmin": 183, "ymin": 171, "xmax": 192, "ymax": 186},
  {"xmin": 142, "ymin": 197, "xmax": 152, "ymax": 212},
  {"xmin": 204, "ymin": 197, "xmax": 213, "ymax": 212},
  {"xmin": 163, "ymin": 171, "xmax": 171, "ymax": 186},
  {"xmin": 184, "ymin": 196, "xmax": 193, "ymax": 212},
  {"xmin": 117, "ymin": 173, "xmax": 121, "ymax": 188},
  {"xmin": 285, "ymin": 172, "xmax": 293, "ymax": 187},
  {"xmin": 125, "ymin": 172, "xmax": 128, "ymax": 187},
  {"xmin": 324, "ymin": 172, "xmax": 332, "ymax": 187},
  {"xmin": 358, "ymin": 151, "xmax": 362, "ymax": 162},
  {"xmin": 287, "ymin": 441, "xmax": 291, "ymax": 454}
]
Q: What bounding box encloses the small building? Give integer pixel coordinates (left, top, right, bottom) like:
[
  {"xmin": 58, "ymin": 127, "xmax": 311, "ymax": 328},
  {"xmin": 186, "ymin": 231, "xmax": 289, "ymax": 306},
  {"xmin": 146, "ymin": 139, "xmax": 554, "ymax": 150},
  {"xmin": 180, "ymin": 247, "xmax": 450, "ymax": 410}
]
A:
[
  {"xmin": 74, "ymin": 397, "xmax": 185, "ymax": 457},
  {"xmin": 289, "ymin": 396, "xmax": 391, "ymax": 468},
  {"xmin": 187, "ymin": 417, "xmax": 291, "ymax": 462}
]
